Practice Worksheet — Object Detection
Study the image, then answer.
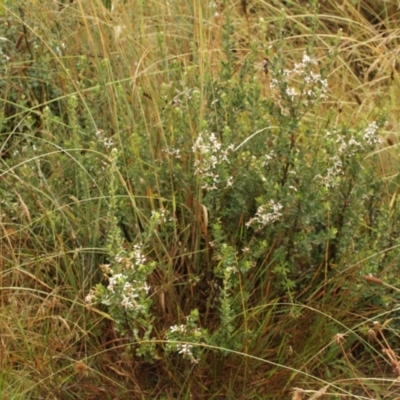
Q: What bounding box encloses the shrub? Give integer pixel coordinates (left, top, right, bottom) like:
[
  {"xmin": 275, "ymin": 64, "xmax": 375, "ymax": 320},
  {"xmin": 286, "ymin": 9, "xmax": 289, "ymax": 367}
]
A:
[{"xmin": 2, "ymin": 0, "xmax": 400, "ymax": 398}]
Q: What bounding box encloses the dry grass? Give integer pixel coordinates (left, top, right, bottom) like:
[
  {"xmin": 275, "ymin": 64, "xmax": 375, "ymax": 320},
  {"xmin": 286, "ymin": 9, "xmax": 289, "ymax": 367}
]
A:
[{"xmin": 1, "ymin": 0, "xmax": 400, "ymax": 399}]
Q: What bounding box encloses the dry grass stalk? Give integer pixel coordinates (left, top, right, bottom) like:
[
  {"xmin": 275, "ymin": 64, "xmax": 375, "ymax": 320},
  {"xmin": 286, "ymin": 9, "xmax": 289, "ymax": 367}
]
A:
[
  {"xmin": 291, "ymin": 388, "xmax": 306, "ymax": 400},
  {"xmin": 363, "ymin": 275, "xmax": 383, "ymax": 285},
  {"xmin": 309, "ymin": 385, "xmax": 328, "ymax": 400}
]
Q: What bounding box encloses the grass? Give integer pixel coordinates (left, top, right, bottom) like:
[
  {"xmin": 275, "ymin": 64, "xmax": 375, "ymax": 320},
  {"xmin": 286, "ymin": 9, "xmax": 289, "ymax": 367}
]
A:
[{"xmin": 1, "ymin": 0, "xmax": 400, "ymax": 398}]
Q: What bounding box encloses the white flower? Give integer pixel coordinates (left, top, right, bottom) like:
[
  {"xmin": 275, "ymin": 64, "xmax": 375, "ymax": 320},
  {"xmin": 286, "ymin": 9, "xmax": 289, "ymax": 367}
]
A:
[
  {"xmin": 85, "ymin": 290, "xmax": 96, "ymax": 304},
  {"xmin": 176, "ymin": 343, "xmax": 198, "ymax": 363},
  {"xmin": 107, "ymin": 273, "xmax": 124, "ymax": 293},
  {"xmin": 162, "ymin": 147, "xmax": 181, "ymax": 159},
  {"xmin": 121, "ymin": 295, "xmax": 134, "ymax": 309},
  {"xmin": 246, "ymin": 200, "xmax": 283, "ymax": 228},
  {"xmin": 142, "ymin": 282, "xmax": 150, "ymax": 293},
  {"xmin": 286, "ymin": 87, "xmax": 297, "ymax": 101},
  {"xmin": 170, "ymin": 324, "xmax": 186, "ymax": 333},
  {"xmin": 302, "ymin": 53, "xmax": 317, "ymax": 65},
  {"xmin": 316, "ymin": 155, "xmax": 343, "ymax": 188},
  {"xmin": 132, "ymin": 243, "xmax": 146, "ymax": 266},
  {"xmin": 95, "ymin": 129, "xmax": 114, "ymax": 148},
  {"xmin": 363, "ymin": 121, "xmax": 381, "ymax": 145},
  {"xmin": 177, "ymin": 343, "xmax": 193, "ymax": 355},
  {"xmin": 193, "ymin": 130, "xmax": 233, "ymax": 190}
]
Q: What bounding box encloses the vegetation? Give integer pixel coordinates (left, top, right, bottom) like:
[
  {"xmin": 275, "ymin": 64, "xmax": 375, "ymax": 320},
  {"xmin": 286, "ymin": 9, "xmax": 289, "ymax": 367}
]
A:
[{"xmin": 1, "ymin": 0, "xmax": 400, "ymax": 398}]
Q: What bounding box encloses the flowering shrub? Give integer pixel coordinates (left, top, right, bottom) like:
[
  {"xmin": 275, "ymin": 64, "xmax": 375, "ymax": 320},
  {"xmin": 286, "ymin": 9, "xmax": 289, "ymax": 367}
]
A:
[
  {"xmin": 3, "ymin": 2, "xmax": 400, "ymax": 397},
  {"xmin": 86, "ymin": 149, "xmax": 156, "ymax": 358},
  {"xmin": 84, "ymin": 33, "xmax": 394, "ymax": 364}
]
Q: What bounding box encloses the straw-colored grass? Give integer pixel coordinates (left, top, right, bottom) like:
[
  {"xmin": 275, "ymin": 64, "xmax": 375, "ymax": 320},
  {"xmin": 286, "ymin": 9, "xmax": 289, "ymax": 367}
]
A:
[{"xmin": 1, "ymin": 0, "xmax": 400, "ymax": 398}]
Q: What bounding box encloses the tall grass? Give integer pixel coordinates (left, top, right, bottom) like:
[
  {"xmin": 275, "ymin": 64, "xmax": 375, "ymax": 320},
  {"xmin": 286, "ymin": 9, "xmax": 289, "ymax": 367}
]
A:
[{"xmin": 1, "ymin": 0, "xmax": 400, "ymax": 398}]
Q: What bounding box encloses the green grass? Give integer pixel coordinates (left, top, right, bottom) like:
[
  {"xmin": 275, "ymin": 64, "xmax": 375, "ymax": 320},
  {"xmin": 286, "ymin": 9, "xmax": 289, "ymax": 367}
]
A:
[{"xmin": 1, "ymin": 0, "xmax": 400, "ymax": 398}]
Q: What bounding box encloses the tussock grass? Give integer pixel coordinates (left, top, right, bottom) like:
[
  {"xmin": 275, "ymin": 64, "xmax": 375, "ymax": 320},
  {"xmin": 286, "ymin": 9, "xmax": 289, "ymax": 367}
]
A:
[{"xmin": 1, "ymin": 0, "xmax": 400, "ymax": 398}]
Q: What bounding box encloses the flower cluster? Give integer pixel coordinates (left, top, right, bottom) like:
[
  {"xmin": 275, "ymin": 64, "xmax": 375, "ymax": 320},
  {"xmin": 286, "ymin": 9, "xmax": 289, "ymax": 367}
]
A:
[
  {"xmin": 192, "ymin": 130, "xmax": 234, "ymax": 190},
  {"xmin": 270, "ymin": 52, "xmax": 328, "ymax": 114},
  {"xmin": 95, "ymin": 129, "xmax": 114, "ymax": 148},
  {"xmin": 315, "ymin": 155, "xmax": 343, "ymax": 189},
  {"xmin": 246, "ymin": 200, "xmax": 283, "ymax": 228},
  {"xmin": 132, "ymin": 243, "xmax": 147, "ymax": 265},
  {"xmin": 150, "ymin": 208, "xmax": 168, "ymax": 224},
  {"xmin": 315, "ymin": 121, "xmax": 382, "ymax": 188},
  {"xmin": 167, "ymin": 324, "xmax": 200, "ymax": 363},
  {"xmin": 85, "ymin": 241, "xmax": 154, "ymax": 332},
  {"xmin": 177, "ymin": 343, "xmax": 194, "ymax": 359},
  {"xmin": 169, "ymin": 324, "xmax": 188, "ymax": 334},
  {"xmin": 107, "ymin": 273, "xmax": 150, "ymax": 310},
  {"xmin": 335, "ymin": 129, "xmax": 380, "ymax": 156},
  {"xmin": 165, "ymin": 310, "xmax": 208, "ymax": 363},
  {"xmin": 362, "ymin": 121, "xmax": 382, "ymax": 146},
  {"xmin": 162, "ymin": 147, "xmax": 182, "ymax": 159}
]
